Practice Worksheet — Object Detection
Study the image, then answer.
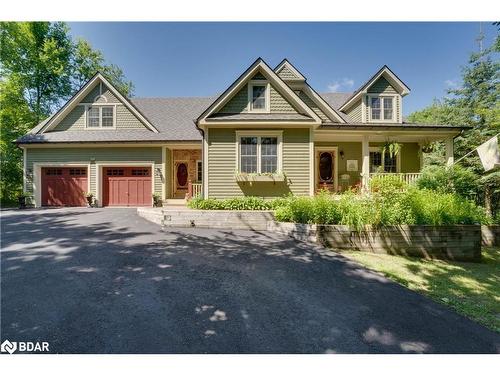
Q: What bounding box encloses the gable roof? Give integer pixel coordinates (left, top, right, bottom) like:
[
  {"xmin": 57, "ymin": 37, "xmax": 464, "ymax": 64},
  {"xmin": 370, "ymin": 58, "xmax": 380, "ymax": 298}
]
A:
[
  {"xmin": 338, "ymin": 65, "xmax": 411, "ymax": 112},
  {"xmin": 39, "ymin": 72, "xmax": 159, "ymax": 133},
  {"xmin": 274, "ymin": 59, "xmax": 306, "ymax": 81},
  {"xmin": 273, "ymin": 59, "xmax": 346, "ymax": 123},
  {"xmin": 196, "ymin": 58, "xmax": 322, "ymax": 126}
]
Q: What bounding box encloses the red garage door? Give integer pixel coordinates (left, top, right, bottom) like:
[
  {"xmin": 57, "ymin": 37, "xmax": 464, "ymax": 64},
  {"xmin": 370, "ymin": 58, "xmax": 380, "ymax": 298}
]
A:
[
  {"xmin": 102, "ymin": 167, "xmax": 152, "ymax": 207},
  {"xmin": 41, "ymin": 167, "xmax": 88, "ymax": 206}
]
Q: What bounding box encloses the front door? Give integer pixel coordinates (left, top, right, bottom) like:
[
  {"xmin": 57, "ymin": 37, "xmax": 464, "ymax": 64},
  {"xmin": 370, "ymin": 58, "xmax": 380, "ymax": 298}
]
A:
[
  {"xmin": 315, "ymin": 149, "xmax": 337, "ymax": 192},
  {"xmin": 174, "ymin": 162, "xmax": 188, "ymax": 198}
]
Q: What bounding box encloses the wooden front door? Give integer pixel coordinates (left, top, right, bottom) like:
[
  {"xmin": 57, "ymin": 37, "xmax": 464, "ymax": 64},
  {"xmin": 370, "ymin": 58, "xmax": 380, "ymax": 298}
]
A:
[
  {"xmin": 315, "ymin": 150, "xmax": 337, "ymax": 192},
  {"xmin": 41, "ymin": 167, "xmax": 88, "ymax": 206},
  {"xmin": 174, "ymin": 162, "xmax": 188, "ymax": 197},
  {"xmin": 102, "ymin": 167, "xmax": 152, "ymax": 206}
]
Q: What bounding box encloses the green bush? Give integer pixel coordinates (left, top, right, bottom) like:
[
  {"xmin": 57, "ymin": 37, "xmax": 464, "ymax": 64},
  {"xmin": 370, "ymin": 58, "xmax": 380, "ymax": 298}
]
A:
[
  {"xmin": 189, "ymin": 189, "xmax": 489, "ymax": 227},
  {"xmin": 369, "ymin": 174, "xmax": 408, "ymax": 195},
  {"xmin": 404, "ymin": 188, "xmax": 489, "ymax": 225},
  {"xmin": 417, "ymin": 165, "xmax": 480, "ymax": 199},
  {"xmin": 187, "ymin": 196, "xmax": 275, "ymax": 210}
]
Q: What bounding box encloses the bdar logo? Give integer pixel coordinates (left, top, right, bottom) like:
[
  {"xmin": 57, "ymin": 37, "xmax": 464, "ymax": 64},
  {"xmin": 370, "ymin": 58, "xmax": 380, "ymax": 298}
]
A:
[{"xmin": 1, "ymin": 340, "xmax": 17, "ymax": 354}]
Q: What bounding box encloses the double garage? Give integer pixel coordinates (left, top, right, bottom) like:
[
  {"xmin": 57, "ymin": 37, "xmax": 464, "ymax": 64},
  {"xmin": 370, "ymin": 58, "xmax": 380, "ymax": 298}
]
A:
[{"xmin": 41, "ymin": 166, "xmax": 153, "ymax": 207}]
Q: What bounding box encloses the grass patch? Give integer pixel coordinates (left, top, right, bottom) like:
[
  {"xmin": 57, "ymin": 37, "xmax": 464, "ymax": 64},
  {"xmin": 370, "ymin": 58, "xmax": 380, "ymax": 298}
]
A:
[{"xmin": 339, "ymin": 248, "xmax": 500, "ymax": 332}]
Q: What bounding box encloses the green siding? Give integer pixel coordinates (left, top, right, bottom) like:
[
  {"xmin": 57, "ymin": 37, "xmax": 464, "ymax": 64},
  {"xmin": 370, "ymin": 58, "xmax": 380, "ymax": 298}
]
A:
[
  {"xmin": 367, "ymin": 76, "xmax": 397, "ymax": 94},
  {"xmin": 345, "ymin": 99, "xmax": 362, "ymax": 122},
  {"xmin": 207, "ymin": 128, "xmax": 311, "ymax": 198},
  {"xmin": 277, "ymin": 65, "xmax": 299, "ymax": 80},
  {"xmin": 26, "ymin": 147, "xmax": 164, "ymax": 204},
  {"xmin": 219, "ymin": 86, "xmax": 248, "ymax": 113},
  {"xmin": 400, "ymin": 143, "xmax": 420, "ymax": 172},
  {"xmin": 54, "ymin": 105, "xmax": 86, "ymax": 131},
  {"xmin": 51, "ymin": 81, "xmax": 146, "ymax": 131},
  {"xmin": 270, "ymin": 86, "xmax": 296, "ymax": 113},
  {"xmin": 218, "ymin": 83, "xmax": 299, "ymax": 114},
  {"xmin": 298, "ymin": 91, "xmax": 331, "ymax": 122}
]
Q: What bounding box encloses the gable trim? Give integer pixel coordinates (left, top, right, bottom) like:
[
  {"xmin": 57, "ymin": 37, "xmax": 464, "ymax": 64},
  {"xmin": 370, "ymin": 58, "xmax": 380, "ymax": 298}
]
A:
[
  {"xmin": 39, "ymin": 73, "xmax": 159, "ymax": 134},
  {"xmin": 197, "ymin": 58, "xmax": 321, "ymax": 127},
  {"xmin": 274, "ymin": 59, "xmax": 306, "ymax": 81},
  {"xmin": 339, "ymin": 65, "xmax": 411, "ymax": 112}
]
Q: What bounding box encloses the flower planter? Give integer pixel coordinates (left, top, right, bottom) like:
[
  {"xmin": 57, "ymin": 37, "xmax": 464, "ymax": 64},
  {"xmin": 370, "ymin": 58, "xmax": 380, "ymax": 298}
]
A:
[{"xmin": 235, "ymin": 174, "xmax": 285, "ymax": 183}]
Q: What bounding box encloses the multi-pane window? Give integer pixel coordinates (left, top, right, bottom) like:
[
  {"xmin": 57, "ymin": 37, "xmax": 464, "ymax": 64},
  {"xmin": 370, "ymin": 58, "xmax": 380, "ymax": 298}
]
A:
[
  {"xmin": 106, "ymin": 169, "xmax": 124, "ymax": 176},
  {"xmin": 101, "ymin": 107, "xmax": 114, "ymax": 127},
  {"xmin": 370, "ymin": 96, "xmax": 394, "ymax": 121},
  {"xmin": 87, "ymin": 107, "xmax": 100, "ymax": 127},
  {"xmin": 370, "ymin": 151, "xmax": 397, "ymax": 173},
  {"xmin": 69, "ymin": 168, "xmax": 87, "ymax": 176},
  {"xmin": 240, "ymin": 137, "xmax": 258, "ymax": 173},
  {"xmin": 371, "ymin": 97, "xmax": 381, "ymax": 120},
  {"xmin": 251, "ymin": 85, "xmax": 267, "ymax": 111},
  {"xmin": 260, "ymin": 137, "xmax": 278, "ymax": 173},
  {"xmin": 196, "ymin": 161, "xmax": 202, "ymax": 182},
  {"xmin": 131, "ymin": 169, "xmax": 149, "ymax": 176},
  {"xmin": 238, "ymin": 135, "xmax": 280, "ymax": 174},
  {"xmin": 383, "ymin": 98, "xmax": 393, "ymax": 120},
  {"xmin": 87, "ymin": 106, "xmax": 114, "ymax": 128}
]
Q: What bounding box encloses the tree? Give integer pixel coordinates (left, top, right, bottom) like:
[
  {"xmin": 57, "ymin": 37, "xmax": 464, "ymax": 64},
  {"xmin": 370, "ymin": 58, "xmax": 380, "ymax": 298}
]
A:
[
  {"xmin": 0, "ymin": 22, "xmax": 73, "ymax": 121},
  {"xmin": 72, "ymin": 39, "xmax": 134, "ymax": 95},
  {"xmin": 0, "ymin": 22, "xmax": 133, "ymax": 203},
  {"xmin": 408, "ymin": 27, "xmax": 500, "ymax": 217}
]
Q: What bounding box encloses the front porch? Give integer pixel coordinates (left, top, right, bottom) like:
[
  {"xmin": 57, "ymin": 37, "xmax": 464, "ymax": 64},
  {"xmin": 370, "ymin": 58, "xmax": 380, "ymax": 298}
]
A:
[{"xmin": 313, "ymin": 130, "xmax": 455, "ymax": 193}]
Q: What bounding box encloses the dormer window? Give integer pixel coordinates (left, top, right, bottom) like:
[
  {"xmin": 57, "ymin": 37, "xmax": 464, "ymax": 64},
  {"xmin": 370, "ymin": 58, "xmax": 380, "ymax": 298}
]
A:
[
  {"xmin": 369, "ymin": 96, "xmax": 394, "ymax": 122},
  {"xmin": 248, "ymin": 83, "xmax": 269, "ymax": 112},
  {"xmin": 86, "ymin": 105, "xmax": 115, "ymax": 128}
]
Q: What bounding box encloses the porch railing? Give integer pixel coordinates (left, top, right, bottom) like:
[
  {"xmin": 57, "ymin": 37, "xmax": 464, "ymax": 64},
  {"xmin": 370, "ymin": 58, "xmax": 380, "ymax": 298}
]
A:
[
  {"xmin": 187, "ymin": 181, "xmax": 203, "ymax": 199},
  {"xmin": 369, "ymin": 173, "xmax": 422, "ymax": 185}
]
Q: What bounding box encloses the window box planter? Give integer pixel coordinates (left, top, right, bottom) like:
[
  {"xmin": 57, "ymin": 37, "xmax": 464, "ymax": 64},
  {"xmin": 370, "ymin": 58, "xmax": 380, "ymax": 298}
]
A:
[{"xmin": 235, "ymin": 173, "xmax": 286, "ymax": 183}]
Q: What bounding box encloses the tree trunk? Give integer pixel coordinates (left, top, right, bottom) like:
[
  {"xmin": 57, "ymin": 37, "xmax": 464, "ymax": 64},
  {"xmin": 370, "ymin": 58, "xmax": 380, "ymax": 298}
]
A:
[{"xmin": 484, "ymin": 184, "xmax": 492, "ymax": 218}]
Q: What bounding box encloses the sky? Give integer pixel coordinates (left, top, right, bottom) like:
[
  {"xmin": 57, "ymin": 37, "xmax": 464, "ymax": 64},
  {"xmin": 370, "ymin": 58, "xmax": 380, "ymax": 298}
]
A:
[{"xmin": 68, "ymin": 22, "xmax": 498, "ymax": 116}]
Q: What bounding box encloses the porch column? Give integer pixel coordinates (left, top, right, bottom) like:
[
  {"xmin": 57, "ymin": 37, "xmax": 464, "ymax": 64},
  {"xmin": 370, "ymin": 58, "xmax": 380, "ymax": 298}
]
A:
[
  {"xmin": 445, "ymin": 137, "xmax": 454, "ymax": 167},
  {"xmin": 361, "ymin": 135, "xmax": 370, "ymax": 192}
]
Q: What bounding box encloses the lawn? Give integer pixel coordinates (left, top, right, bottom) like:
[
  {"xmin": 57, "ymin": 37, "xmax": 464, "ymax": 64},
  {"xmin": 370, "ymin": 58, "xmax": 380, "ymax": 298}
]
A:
[{"xmin": 339, "ymin": 247, "xmax": 500, "ymax": 332}]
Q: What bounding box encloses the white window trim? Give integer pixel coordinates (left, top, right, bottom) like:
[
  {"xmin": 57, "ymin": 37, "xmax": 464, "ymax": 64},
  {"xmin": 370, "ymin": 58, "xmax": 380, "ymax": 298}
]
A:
[
  {"xmin": 369, "ymin": 146, "xmax": 401, "ymax": 173},
  {"xmin": 196, "ymin": 159, "xmax": 202, "ymax": 182},
  {"xmin": 84, "ymin": 104, "xmax": 117, "ymax": 129},
  {"xmin": 247, "ymin": 81, "xmax": 271, "ymax": 113},
  {"xmin": 367, "ymin": 94, "xmax": 397, "ymax": 123},
  {"xmin": 235, "ymin": 130, "xmax": 283, "ymax": 174}
]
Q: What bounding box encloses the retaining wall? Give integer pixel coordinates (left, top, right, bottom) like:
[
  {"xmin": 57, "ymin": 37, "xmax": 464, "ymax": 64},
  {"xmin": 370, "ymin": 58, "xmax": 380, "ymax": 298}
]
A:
[{"xmin": 267, "ymin": 222, "xmax": 482, "ymax": 262}]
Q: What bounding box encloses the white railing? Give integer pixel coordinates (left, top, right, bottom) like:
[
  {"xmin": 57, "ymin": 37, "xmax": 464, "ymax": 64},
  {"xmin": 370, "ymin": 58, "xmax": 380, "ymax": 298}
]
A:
[
  {"xmin": 369, "ymin": 173, "xmax": 422, "ymax": 185},
  {"xmin": 192, "ymin": 183, "xmax": 202, "ymax": 198}
]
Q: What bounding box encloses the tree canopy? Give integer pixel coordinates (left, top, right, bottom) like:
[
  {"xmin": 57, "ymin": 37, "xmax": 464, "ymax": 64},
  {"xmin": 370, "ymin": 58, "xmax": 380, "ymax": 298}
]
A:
[{"xmin": 0, "ymin": 21, "xmax": 134, "ymax": 203}]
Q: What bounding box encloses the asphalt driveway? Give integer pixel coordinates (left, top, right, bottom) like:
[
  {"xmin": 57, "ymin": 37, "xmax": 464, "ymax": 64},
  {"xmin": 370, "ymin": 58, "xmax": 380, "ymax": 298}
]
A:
[{"xmin": 1, "ymin": 208, "xmax": 499, "ymax": 353}]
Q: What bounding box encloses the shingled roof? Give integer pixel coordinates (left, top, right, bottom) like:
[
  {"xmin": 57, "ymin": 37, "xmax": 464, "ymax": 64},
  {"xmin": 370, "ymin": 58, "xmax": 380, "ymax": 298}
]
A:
[{"xmin": 17, "ymin": 93, "xmax": 354, "ymax": 144}]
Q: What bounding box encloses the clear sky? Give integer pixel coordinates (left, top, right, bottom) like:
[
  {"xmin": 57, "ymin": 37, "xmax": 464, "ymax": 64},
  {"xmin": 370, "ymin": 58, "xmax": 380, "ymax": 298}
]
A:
[{"xmin": 68, "ymin": 22, "xmax": 498, "ymax": 115}]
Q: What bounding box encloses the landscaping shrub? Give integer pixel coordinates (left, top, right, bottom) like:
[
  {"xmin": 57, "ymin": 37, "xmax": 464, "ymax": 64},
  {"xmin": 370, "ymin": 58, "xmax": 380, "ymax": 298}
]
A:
[
  {"xmin": 417, "ymin": 165, "xmax": 480, "ymax": 199},
  {"xmin": 369, "ymin": 174, "xmax": 408, "ymax": 195},
  {"xmin": 404, "ymin": 188, "xmax": 489, "ymax": 225},
  {"xmin": 189, "ymin": 188, "xmax": 490, "ymax": 227},
  {"xmin": 187, "ymin": 196, "xmax": 274, "ymax": 210}
]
